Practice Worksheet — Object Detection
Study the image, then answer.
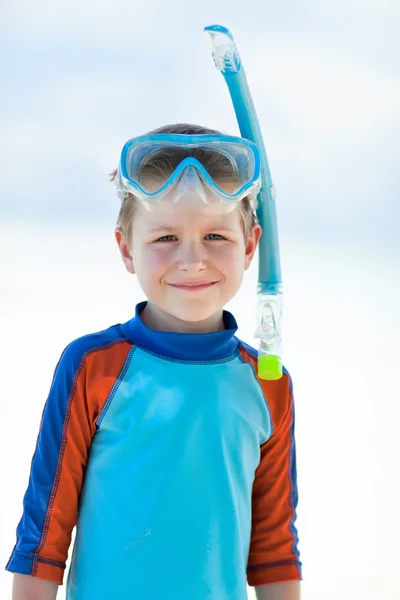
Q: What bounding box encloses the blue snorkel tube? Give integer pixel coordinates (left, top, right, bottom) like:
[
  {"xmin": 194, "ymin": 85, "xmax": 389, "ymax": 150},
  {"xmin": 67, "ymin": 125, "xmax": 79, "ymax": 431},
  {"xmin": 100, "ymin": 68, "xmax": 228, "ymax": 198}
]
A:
[{"xmin": 204, "ymin": 25, "xmax": 283, "ymax": 380}]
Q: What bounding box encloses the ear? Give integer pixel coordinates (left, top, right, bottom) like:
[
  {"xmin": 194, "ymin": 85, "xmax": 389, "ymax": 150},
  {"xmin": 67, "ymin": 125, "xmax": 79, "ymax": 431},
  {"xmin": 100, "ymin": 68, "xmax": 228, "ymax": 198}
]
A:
[
  {"xmin": 244, "ymin": 224, "xmax": 262, "ymax": 271},
  {"xmin": 114, "ymin": 229, "xmax": 136, "ymax": 275}
]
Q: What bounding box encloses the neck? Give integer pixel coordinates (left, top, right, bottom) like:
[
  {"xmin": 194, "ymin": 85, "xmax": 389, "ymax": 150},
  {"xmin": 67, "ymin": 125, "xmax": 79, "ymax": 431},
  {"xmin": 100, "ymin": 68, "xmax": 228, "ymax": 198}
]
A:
[{"xmin": 140, "ymin": 302, "xmax": 226, "ymax": 334}]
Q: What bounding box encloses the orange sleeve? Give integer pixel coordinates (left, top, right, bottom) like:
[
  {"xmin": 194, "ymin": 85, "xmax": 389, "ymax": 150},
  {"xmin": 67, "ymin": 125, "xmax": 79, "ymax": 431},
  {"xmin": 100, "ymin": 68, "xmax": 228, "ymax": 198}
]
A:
[
  {"xmin": 5, "ymin": 337, "xmax": 132, "ymax": 585},
  {"xmin": 247, "ymin": 367, "xmax": 302, "ymax": 586}
]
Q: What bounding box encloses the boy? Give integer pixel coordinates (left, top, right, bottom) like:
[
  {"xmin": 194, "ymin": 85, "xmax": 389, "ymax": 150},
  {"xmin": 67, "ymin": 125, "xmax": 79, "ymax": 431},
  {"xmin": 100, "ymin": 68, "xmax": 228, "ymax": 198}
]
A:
[{"xmin": 6, "ymin": 123, "xmax": 301, "ymax": 600}]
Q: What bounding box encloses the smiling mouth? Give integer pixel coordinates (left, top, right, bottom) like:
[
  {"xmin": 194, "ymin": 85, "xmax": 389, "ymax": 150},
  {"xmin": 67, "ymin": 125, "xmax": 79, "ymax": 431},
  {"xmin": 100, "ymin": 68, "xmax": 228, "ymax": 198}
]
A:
[{"xmin": 168, "ymin": 282, "xmax": 218, "ymax": 291}]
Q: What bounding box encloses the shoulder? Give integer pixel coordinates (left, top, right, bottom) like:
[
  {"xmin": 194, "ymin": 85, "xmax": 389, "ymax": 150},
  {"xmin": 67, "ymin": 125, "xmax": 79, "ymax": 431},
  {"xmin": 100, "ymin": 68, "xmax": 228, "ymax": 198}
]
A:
[
  {"xmin": 235, "ymin": 336, "xmax": 294, "ymax": 432},
  {"xmin": 55, "ymin": 322, "xmax": 132, "ymax": 375},
  {"xmin": 235, "ymin": 336, "xmax": 292, "ymax": 382}
]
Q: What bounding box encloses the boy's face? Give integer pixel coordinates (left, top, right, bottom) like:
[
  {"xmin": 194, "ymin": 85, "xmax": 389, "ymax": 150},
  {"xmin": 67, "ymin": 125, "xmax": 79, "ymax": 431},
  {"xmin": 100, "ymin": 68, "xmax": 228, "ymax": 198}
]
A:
[{"xmin": 115, "ymin": 202, "xmax": 261, "ymax": 331}]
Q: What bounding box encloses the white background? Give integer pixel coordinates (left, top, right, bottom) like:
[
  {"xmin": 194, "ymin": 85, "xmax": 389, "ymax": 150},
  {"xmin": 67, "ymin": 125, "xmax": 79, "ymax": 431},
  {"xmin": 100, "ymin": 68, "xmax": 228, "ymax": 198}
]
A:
[{"xmin": 1, "ymin": 0, "xmax": 399, "ymax": 598}]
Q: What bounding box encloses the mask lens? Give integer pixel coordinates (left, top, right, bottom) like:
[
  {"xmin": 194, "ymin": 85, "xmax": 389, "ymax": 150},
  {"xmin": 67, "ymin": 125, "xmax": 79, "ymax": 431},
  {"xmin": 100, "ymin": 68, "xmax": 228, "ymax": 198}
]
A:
[
  {"xmin": 135, "ymin": 145, "xmax": 241, "ymax": 194},
  {"xmin": 122, "ymin": 137, "xmax": 258, "ymax": 199}
]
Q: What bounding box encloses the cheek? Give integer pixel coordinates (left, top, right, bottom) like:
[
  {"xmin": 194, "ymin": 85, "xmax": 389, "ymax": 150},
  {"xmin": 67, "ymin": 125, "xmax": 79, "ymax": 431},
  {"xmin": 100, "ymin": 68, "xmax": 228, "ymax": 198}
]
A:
[
  {"xmin": 138, "ymin": 246, "xmax": 172, "ymax": 278},
  {"xmin": 213, "ymin": 244, "xmax": 245, "ymax": 271}
]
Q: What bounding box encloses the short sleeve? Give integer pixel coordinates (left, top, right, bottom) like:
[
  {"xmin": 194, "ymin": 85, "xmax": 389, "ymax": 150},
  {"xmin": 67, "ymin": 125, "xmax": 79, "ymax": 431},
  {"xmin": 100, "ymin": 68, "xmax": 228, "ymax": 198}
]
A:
[
  {"xmin": 247, "ymin": 369, "xmax": 302, "ymax": 586},
  {"xmin": 5, "ymin": 341, "xmax": 97, "ymax": 585}
]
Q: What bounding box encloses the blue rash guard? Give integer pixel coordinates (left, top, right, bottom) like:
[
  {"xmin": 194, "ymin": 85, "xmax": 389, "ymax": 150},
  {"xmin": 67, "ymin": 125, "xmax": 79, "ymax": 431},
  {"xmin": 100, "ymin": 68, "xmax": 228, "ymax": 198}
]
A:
[{"xmin": 6, "ymin": 301, "xmax": 301, "ymax": 599}]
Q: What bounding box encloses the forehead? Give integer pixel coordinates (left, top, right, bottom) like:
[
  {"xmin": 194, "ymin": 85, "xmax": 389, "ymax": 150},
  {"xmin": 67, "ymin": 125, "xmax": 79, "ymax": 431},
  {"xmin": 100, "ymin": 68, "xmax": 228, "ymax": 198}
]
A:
[{"xmin": 133, "ymin": 202, "xmax": 242, "ymax": 232}]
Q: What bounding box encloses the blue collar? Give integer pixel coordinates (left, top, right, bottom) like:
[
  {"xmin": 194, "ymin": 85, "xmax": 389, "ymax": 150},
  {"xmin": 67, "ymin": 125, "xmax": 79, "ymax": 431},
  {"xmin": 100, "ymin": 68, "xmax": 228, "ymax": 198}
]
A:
[{"xmin": 120, "ymin": 301, "xmax": 239, "ymax": 361}]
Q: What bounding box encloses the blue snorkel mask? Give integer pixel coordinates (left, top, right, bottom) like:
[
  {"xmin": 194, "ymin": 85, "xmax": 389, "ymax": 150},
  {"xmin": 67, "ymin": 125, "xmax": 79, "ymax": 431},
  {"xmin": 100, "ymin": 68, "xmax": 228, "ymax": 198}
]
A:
[{"xmin": 116, "ymin": 133, "xmax": 261, "ymax": 214}]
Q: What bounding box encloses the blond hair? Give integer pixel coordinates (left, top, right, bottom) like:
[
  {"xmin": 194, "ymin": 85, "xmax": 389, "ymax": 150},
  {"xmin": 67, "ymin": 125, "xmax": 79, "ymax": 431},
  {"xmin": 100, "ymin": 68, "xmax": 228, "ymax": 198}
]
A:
[{"xmin": 111, "ymin": 123, "xmax": 258, "ymax": 248}]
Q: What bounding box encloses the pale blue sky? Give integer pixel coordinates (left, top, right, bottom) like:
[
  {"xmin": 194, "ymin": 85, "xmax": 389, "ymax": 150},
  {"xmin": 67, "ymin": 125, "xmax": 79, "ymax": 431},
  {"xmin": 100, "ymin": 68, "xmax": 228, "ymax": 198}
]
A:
[{"xmin": 1, "ymin": 0, "xmax": 399, "ymax": 248}]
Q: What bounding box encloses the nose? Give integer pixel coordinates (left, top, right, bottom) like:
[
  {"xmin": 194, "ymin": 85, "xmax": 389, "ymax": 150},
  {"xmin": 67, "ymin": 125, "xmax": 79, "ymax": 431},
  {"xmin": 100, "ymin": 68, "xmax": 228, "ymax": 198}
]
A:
[{"xmin": 175, "ymin": 239, "xmax": 208, "ymax": 272}]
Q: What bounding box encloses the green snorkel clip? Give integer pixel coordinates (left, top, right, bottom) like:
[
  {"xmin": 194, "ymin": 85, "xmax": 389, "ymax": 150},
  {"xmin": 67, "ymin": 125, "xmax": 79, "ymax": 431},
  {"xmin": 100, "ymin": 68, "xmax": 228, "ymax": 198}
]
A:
[{"xmin": 204, "ymin": 25, "xmax": 283, "ymax": 380}]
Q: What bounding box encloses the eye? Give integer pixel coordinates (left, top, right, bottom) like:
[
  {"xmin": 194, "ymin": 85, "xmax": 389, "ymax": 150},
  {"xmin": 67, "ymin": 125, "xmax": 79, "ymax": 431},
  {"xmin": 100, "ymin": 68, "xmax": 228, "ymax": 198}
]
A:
[
  {"xmin": 154, "ymin": 235, "xmax": 175, "ymax": 244},
  {"xmin": 208, "ymin": 233, "xmax": 226, "ymax": 241},
  {"xmin": 154, "ymin": 233, "xmax": 227, "ymax": 243}
]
